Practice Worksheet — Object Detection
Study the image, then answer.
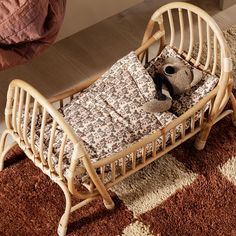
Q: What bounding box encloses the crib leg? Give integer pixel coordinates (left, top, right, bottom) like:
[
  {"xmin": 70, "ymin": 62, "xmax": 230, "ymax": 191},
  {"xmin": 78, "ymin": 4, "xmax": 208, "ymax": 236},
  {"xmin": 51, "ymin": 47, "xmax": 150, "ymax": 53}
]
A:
[
  {"xmin": 194, "ymin": 122, "xmax": 213, "ymax": 150},
  {"xmin": 103, "ymin": 198, "xmax": 115, "ymax": 210},
  {"xmin": 0, "ymin": 130, "xmax": 14, "ymax": 171},
  {"xmin": 230, "ymin": 92, "xmax": 236, "ymax": 126},
  {"xmin": 56, "ymin": 180, "xmax": 72, "ymax": 236},
  {"xmin": 196, "ymin": 92, "xmax": 236, "ymax": 150}
]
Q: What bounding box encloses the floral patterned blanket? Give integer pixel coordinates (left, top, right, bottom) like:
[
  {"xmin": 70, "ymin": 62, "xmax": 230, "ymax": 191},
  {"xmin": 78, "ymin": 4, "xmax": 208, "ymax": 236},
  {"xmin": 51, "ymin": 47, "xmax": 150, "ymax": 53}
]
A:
[
  {"xmin": 59, "ymin": 51, "xmax": 176, "ymax": 164},
  {"xmin": 30, "ymin": 47, "xmax": 219, "ymax": 181}
]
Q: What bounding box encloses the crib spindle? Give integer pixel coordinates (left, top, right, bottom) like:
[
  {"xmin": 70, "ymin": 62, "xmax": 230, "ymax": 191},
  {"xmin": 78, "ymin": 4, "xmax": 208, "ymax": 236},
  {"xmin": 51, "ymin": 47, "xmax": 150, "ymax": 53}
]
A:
[
  {"xmin": 204, "ymin": 24, "xmax": 211, "ymax": 71},
  {"xmin": 158, "ymin": 15, "xmax": 166, "ymax": 54},
  {"xmin": 178, "ymin": 8, "xmax": 184, "ymax": 54},
  {"xmin": 142, "ymin": 146, "xmax": 146, "ymax": 163},
  {"xmin": 200, "ymin": 108, "xmax": 205, "ymax": 127},
  {"xmin": 39, "ymin": 108, "xmax": 47, "ymax": 166},
  {"xmin": 58, "ymin": 133, "xmax": 67, "ymax": 179},
  {"xmin": 195, "ymin": 16, "xmax": 203, "ymax": 66},
  {"xmin": 131, "ymin": 152, "xmax": 136, "ymax": 170},
  {"xmin": 121, "ymin": 157, "xmax": 126, "ymax": 176},
  {"xmin": 12, "ymin": 87, "xmax": 19, "ymax": 133},
  {"xmin": 17, "ymin": 88, "xmax": 25, "ymax": 141},
  {"xmin": 23, "ymin": 92, "xmax": 31, "ymax": 148},
  {"xmin": 47, "ymin": 120, "xmax": 57, "ymax": 172},
  {"xmin": 190, "ymin": 113, "xmax": 195, "ymax": 132},
  {"xmin": 186, "ymin": 10, "xmax": 194, "ymax": 61},
  {"xmin": 162, "ymin": 134, "xmax": 166, "ymax": 150},
  {"xmin": 168, "ymin": 10, "xmax": 175, "ymax": 47},
  {"xmin": 153, "ymin": 140, "xmax": 157, "ymax": 157},
  {"xmin": 30, "ymin": 100, "xmax": 39, "ymax": 157},
  {"xmin": 212, "ymin": 34, "xmax": 218, "ymax": 75},
  {"xmin": 181, "ymin": 120, "xmax": 186, "ymax": 138},
  {"xmin": 171, "ymin": 128, "xmax": 176, "ymax": 144}
]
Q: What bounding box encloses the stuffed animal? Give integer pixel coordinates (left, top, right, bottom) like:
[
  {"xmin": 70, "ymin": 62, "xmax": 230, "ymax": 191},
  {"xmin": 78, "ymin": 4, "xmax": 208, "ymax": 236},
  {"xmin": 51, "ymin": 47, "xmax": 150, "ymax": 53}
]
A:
[{"xmin": 142, "ymin": 56, "xmax": 203, "ymax": 113}]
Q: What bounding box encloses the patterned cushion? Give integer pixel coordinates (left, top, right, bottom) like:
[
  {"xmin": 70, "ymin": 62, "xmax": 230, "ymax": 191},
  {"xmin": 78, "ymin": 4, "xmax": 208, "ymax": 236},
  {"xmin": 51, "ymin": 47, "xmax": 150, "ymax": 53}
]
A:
[{"xmin": 145, "ymin": 46, "xmax": 220, "ymax": 116}]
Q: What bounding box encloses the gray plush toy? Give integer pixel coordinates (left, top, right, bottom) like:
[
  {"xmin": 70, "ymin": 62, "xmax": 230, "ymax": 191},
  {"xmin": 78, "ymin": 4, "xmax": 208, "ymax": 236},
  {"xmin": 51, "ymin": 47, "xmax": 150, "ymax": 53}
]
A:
[{"xmin": 142, "ymin": 56, "xmax": 203, "ymax": 113}]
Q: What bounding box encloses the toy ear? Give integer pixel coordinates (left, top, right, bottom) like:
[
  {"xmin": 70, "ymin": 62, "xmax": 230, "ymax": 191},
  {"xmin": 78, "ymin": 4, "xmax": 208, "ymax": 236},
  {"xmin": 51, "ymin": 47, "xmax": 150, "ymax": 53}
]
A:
[{"xmin": 191, "ymin": 68, "xmax": 203, "ymax": 87}]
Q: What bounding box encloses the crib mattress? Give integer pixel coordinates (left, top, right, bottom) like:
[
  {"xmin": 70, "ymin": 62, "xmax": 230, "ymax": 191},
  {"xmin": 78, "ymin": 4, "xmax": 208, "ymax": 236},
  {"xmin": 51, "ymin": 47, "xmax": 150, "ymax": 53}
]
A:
[{"xmin": 31, "ymin": 46, "xmax": 219, "ymax": 181}]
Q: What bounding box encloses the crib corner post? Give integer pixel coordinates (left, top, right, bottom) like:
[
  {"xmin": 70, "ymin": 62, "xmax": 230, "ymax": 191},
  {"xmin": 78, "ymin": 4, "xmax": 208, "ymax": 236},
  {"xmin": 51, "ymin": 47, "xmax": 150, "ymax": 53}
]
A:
[
  {"xmin": 56, "ymin": 180, "xmax": 72, "ymax": 236},
  {"xmin": 194, "ymin": 121, "xmax": 213, "ymax": 151},
  {"xmin": 58, "ymin": 220, "xmax": 68, "ymax": 236},
  {"xmin": 103, "ymin": 199, "xmax": 115, "ymax": 210},
  {"xmin": 194, "ymin": 136, "xmax": 207, "ymax": 150},
  {"xmin": 0, "ymin": 130, "xmax": 12, "ymax": 171},
  {"xmin": 0, "ymin": 137, "xmax": 6, "ymax": 171},
  {"xmin": 58, "ymin": 215, "xmax": 70, "ymax": 236}
]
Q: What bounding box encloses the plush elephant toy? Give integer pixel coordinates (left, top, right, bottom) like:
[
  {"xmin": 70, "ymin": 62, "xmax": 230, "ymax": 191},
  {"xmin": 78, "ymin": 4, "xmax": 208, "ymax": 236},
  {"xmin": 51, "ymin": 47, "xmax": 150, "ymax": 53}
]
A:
[{"xmin": 142, "ymin": 56, "xmax": 203, "ymax": 113}]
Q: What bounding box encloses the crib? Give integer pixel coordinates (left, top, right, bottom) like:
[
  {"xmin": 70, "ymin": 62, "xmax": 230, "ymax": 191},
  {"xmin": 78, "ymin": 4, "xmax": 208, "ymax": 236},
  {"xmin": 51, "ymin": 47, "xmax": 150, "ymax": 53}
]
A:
[{"xmin": 0, "ymin": 2, "xmax": 235, "ymax": 236}]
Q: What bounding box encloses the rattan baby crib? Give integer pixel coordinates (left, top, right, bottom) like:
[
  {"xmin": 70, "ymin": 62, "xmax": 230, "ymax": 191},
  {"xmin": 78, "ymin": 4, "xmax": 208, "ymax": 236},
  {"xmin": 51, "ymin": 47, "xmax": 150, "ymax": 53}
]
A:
[{"xmin": 0, "ymin": 2, "xmax": 235, "ymax": 236}]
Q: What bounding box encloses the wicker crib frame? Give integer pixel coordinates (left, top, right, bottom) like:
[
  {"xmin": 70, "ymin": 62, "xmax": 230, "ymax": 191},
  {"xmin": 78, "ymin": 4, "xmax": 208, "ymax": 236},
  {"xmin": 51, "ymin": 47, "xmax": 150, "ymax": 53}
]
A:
[{"xmin": 0, "ymin": 2, "xmax": 235, "ymax": 236}]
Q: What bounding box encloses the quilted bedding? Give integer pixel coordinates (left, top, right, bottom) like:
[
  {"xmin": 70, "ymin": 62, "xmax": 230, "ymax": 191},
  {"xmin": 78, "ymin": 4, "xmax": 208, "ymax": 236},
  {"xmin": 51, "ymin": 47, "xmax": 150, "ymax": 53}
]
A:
[
  {"xmin": 0, "ymin": 0, "xmax": 66, "ymax": 70},
  {"xmin": 29, "ymin": 46, "xmax": 219, "ymax": 181}
]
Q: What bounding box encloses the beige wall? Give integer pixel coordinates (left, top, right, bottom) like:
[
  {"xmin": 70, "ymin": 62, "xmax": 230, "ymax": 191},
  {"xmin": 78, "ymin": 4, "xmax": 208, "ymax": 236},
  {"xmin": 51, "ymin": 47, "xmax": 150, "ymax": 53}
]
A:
[{"xmin": 57, "ymin": 0, "xmax": 143, "ymax": 40}]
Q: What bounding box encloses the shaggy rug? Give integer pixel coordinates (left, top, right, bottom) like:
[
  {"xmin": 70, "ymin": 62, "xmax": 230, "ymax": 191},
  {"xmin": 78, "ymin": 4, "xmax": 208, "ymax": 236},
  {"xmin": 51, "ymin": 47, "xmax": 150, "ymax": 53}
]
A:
[{"xmin": 1, "ymin": 29, "xmax": 236, "ymax": 236}]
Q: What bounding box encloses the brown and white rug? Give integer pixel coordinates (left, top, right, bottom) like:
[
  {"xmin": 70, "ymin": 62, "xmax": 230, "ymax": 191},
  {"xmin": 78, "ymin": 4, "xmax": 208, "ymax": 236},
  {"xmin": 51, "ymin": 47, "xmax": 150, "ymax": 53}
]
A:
[{"xmin": 1, "ymin": 26, "xmax": 236, "ymax": 235}]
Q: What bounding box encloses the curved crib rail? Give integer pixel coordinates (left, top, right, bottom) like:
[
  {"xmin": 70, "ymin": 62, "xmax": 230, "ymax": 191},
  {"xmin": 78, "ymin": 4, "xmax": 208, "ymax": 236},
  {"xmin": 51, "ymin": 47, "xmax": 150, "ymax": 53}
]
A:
[
  {"xmin": 137, "ymin": 2, "xmax": 232, "ymax": 149},
  {"xmin": 139, "ymin": 2, "xmax": 232, "ymax": 89},
  {"xmin": 144, "ymin": 2, "xmax": 231, "ymax": 64},
  {"xmin": 3, "ymin": 79, "xmax": 113, "ymax": 201},
  {"xmin": 1, "ymin": 79, "xmax": 115, "ymax": 235}
]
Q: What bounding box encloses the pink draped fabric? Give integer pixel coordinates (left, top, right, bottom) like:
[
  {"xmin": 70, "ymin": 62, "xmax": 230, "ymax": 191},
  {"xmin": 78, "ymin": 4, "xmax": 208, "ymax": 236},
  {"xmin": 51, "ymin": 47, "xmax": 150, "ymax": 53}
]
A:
[{"xmin": 0, "ymin": 0, "xmax": 66, "ymax": 70}]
